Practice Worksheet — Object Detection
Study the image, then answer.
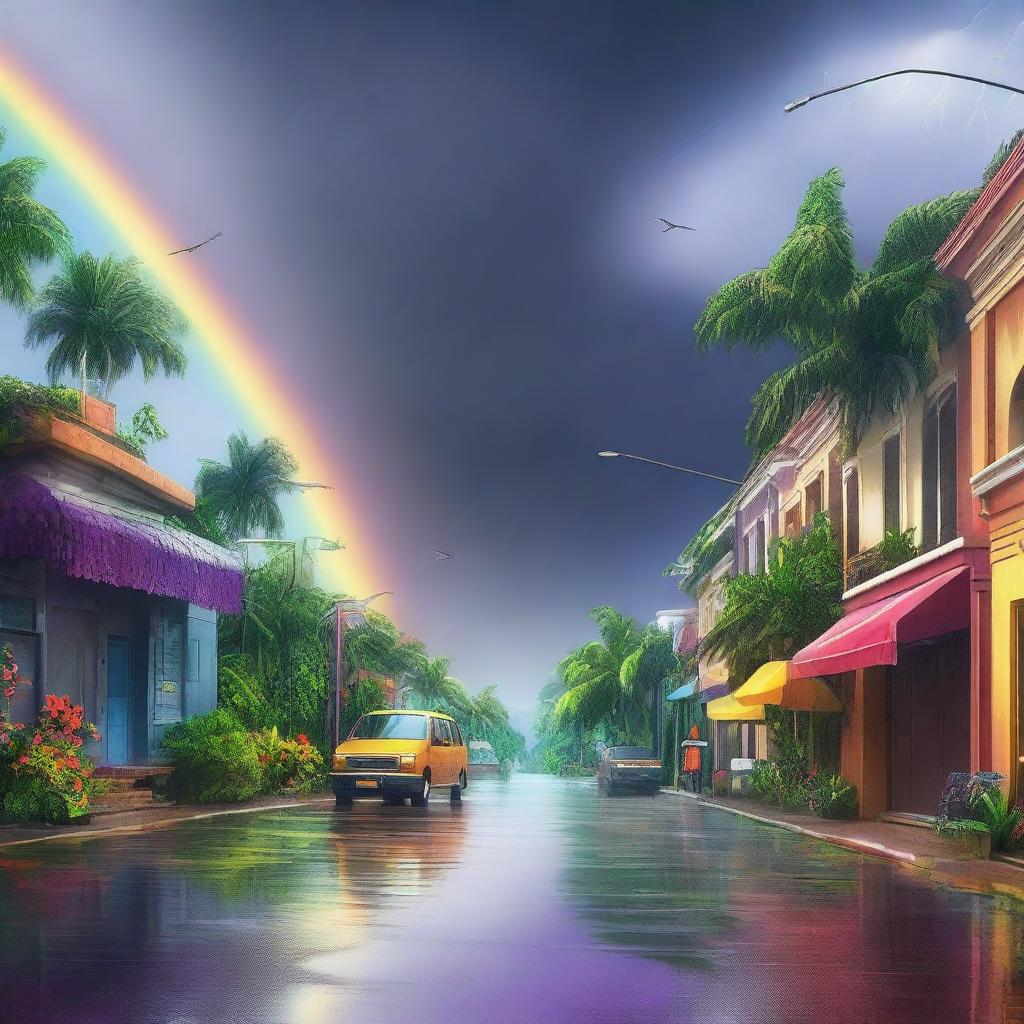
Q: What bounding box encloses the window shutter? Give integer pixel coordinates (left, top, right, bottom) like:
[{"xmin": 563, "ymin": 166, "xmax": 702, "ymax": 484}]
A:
[
  {"xmin": 938, "ymin": 391, "xmax": 958, "ymax": 545},
  {"xmin": 827, "ymin": 446, "xmax": 843, "ymax": 539},
  {"xmin": 804, "ymin": 473, "xmax": 823, "ymax": 523},
  {"xmin": 845, "ymin": 469, "xmax": 860, "ymax": 559},
  {"xmin": 922, "ymin": 403, "xmax": 939, "ymax": 551},
  {"xmin": 755, "ymin": 519, "xmax": 766, "ymax": 573},
  {"xmin": 784, "ymin": 503, "xmax": 801, "ymax": 538},
  {"xmin": 883, "ymin": 433, "xmax": 901, "ymax": 533}
]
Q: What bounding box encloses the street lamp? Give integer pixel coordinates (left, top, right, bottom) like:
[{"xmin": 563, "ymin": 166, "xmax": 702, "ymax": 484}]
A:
[
  {"xmin": 784, "ymin": 68, "xmax": 1024, "ymax": 114},
  {"xmin": 332, "ymin": 592, "xmax": 394, "ymax": 748},
  {"xmin": 598, "ymin": 451, "xmax": 741, "ymax": 486},
  {"xmin": 236, "ymin": 536, "xmax": 344, "ymax": 588}
]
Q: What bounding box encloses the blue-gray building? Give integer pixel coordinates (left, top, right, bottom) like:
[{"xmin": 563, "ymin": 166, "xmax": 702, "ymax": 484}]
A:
[{"xmin": 0, "ymin": 393, "xmax": 242, "ymax": 767}]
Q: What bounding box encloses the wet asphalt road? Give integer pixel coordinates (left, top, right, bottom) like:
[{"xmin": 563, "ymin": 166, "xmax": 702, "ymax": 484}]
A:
[{"xmin": 0, "ymin": 774, "xmax": 1022, "ymax": 1024}]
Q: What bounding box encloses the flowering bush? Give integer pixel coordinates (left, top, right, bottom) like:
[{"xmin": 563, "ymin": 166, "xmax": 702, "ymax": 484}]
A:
[
  {"xmin": 0, "ymin": 669, "xmax": 101, "ymax": 824},
  {"xmin": 0, "ymin": 645, "xmax": 26, "ymax": 762},
  {"xmin": 163, "ymin": 711, "xmax": 327, "ymax": 804},
  {"xmin": 253, "ymin": 727, "xmax": 325, "ymax": 794},
  {"xmin": 712, "ymin": 769, "xmax": 729, "ymax": 797}
]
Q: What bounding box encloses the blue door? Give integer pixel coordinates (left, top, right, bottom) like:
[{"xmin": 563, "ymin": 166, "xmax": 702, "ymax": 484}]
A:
[{"xmin": 106, "ymin": 637, "xmax": 130, "ymax": 765}]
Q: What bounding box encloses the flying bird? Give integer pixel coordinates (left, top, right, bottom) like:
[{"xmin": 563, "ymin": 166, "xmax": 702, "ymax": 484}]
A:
[
  {"xmin": 167, "ymin": 231, "xmax": 223, "ymax": 256},
  {"xmin": 657, "ymin": 218, "xmax": 695, "ymax": 233},
  {"xmin": 434, "ymin": 549, "xmax": 457, "ymax": 561}
]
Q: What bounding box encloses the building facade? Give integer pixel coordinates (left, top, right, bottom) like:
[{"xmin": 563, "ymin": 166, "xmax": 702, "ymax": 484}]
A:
[
  {"xmin": 939, "ymin": 135, "xmax": 1024, "ymax": 802},
  {"xmin": 0, "ymin": 393, "xmax": 243, "ymax": 767}
]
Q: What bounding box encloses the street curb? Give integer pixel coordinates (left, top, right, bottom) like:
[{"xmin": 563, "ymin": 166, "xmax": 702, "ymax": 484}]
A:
[
  {"xmin": 0, "ymin": 796, "xmax": 335, "ymax": 849},
  {"xmin": 661, "ymin": 787, "xmax": 921, "ymax": 867},
  {"xmin": 662, "ymin": 787, "xmax": 1024, "ymax": 905}
]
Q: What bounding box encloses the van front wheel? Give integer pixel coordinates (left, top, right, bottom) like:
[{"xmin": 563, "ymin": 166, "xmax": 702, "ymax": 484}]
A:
[{"xmin": 410, "ymin": 775, "xmax": 431, "ymax": 807}]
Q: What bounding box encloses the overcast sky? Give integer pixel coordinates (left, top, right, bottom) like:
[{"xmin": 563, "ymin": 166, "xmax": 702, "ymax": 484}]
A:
[{"xmin": 3, "ymin": 0, "xmax": 1024, "ymax": 733}]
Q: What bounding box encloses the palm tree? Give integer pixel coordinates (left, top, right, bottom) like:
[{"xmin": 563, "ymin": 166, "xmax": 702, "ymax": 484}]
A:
[
  {"xmin": 25, "ymin": 252, "xmax": 186, "ymax": 397},
  {"xmin": 403, "ymin": 655, "xmax": 465, "ymax": 711},
  {"xmin": 0, "ymin": 127, "xmax": 70, "ymax": 310},
  {"xmin": 555, "ymin": 606, "xmax": 679, "ymax": 744},
  {"xmin": 702, "ymin": 513, "xmax": 844, "ymax": 683},
  {"xmin": 694, "ymin": 161, "xmax": 1005, "ymax": 459},
  {"xmin": 195, "ymin": 432, "xmax": 299, "ymax": 540},
  {"xmin": 342, "ymin": 611, "xmax": 425, "ymax": 683}
]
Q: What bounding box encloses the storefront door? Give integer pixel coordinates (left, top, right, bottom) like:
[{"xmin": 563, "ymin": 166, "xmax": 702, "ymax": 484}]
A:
[{"xmin": 888, "ymin": 631, "xmax": 971, "ymax": 814}]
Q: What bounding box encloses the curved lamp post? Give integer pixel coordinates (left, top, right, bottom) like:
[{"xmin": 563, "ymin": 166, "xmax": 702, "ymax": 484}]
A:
[
  {"xmin": 332, "ymin": 592, "xmax": 394, "ymax": 747},
  {"xmin": 785, "ymin": 68, "xmax": 1024, "ymax": 113},
  {"xmin": 598, "ymin": 451, "xmax": 741, "ymax": 486}
]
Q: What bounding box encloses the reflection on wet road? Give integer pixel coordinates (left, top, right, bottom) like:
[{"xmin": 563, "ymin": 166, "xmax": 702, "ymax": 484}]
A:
[{"xmin": 0, "ymin": 775, "xmax": 1022, "ymax": 1023}]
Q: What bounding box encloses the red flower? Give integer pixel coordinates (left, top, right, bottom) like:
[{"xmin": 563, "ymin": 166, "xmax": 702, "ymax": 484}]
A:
[
  {"xmin": 73, "ymin": 778, "xmax": 83, "ymax": 793},
  {"xmin": 17, "ymin": 755, "xmax": 28, "ymax": 764},
  {"xmin": 2, "ymin": 687, "xmax": 14, "ymax": 699},
  {"xmin": 31, "ymin": 733, "xmax": 41, "ymax": 746},
  {"xmin": 295, "ymin": 734, "xmax": 309, "ymax": 745},
  {"xmin": 66, "ymin": 755, "xmax": 80, "ymax": 770}
]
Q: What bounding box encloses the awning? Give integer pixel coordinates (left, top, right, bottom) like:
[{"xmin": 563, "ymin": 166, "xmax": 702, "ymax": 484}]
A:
[
  {"xmin": 666, "ymin": 678, "xmax": 698, "ymax": 701},
  {"xmin": 0, "ymin": 474, "xmax": 243, "ymax": 614},
  {"xmin": 791, "ymin": 565, "xmax": 969, "ymax": 679},
  {"xmin": 707, "ymin": 694, "xmax": 765, "ymax": 721},
  {"xmin": 733, "ymin": 660, "xmax": 842, "ymax": 712}
]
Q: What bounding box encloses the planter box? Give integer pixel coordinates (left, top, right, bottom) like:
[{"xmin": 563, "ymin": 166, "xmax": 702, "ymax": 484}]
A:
[{"xmin": 957, "ymin": 830, "xmax": 992, "ymax": 860}]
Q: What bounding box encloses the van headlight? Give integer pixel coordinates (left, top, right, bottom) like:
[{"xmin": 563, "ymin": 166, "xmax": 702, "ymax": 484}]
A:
[
  {"xmin": 333, "ymin": 755, "xmax": 346, "ymax": 770},
  {"xmin": 400, "ymin": 754, "xmax": 417, "ymax": 768}
]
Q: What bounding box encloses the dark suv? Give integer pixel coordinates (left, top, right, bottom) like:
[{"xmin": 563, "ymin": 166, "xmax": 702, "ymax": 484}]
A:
[{"xmin": 597, "ymin": 745, "xmax": 661, "ymax": 796}]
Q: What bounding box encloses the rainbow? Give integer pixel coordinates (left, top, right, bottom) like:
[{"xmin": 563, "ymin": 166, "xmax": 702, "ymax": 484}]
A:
[{"xmin": 0, "ymin": 48, "xmax": 379, "ymax": 600}]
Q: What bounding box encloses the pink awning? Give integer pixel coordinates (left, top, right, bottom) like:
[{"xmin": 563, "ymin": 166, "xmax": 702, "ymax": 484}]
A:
[{"xmin": 790, "ymin": 566, "xmax": 969, "ymax": 679}]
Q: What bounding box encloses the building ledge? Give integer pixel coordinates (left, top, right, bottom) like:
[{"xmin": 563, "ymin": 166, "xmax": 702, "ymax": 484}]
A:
[
  {"xmin": 970, "ymin": 444, "xmax": 1024, "ymax": 499},
  {"xmin": 842, "ymin": 537, "xmax": 965, "ymax": 602},
  {"xmin": 11, "ymin": 415, "xmax": 194, "ymax": 512}
]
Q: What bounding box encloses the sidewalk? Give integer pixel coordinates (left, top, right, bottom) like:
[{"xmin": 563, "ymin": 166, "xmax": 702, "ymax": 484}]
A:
[
  {"xmin": 664, "ymin": 787, "xmax": 1024, "ymax": 904},
  {"xmin": 0, "ymin": 793, "xmax": 334, "ymax": 848}
]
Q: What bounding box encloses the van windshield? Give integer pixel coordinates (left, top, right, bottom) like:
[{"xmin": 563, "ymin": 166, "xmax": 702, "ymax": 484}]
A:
[{"xmin": 350, "ymin": 714, "xmax": 429, "ymax": 740}]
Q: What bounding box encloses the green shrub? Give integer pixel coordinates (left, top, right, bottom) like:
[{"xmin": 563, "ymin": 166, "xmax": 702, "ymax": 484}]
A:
[
  {"xmin": 971, "ymin": 787, "xmax": 1023, "ymax": 852},
  {"xmin": 749, "ymin": 758, "xmax": 812, "ymax": 809},
  {"xmin": 217, "ymin": 654, "xmax": 275, "ymax": 731},
  {"xmin": 541, "ymin": 749, "xmax": 563, "ymax": 775},
  {"xmin": 162, "ymin": 710, "xmax": 262, "ymax": 804},
  {"xmin": 3, "ymin": 774, "xmax": 72, "ymax": 824},
  {"xmin": 808, "ymin": 773, "xmax": 858, "ymax": 819},
  {"xmin": 557, "ymin": 762, "xmax": 594, "ymax": 778}
]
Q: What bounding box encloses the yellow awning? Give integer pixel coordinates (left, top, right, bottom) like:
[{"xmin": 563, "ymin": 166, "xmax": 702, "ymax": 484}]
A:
[
  {"xmin": 706, "ymin": 694, "xmax": 765, "ymax": 721},
  {"xmin": 733, "ymin": 660, "xmax": 841, "ymax": 712}
]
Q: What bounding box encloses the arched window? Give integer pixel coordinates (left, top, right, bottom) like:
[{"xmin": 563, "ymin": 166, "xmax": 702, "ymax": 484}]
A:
[
  {"xmin": 922, "ymin": 384, "xmax": 957, "ymax": 550},
  {"xmin": 1010, "ymin": 367, "xmax": 1024, "ymax": 452},
  {"xmin": 844, "ymin": 468, "xmax": 859, "ymax": 559}
]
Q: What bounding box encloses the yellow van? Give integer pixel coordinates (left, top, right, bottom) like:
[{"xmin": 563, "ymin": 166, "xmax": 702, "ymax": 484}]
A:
[{"xmin": 331, "ymin": 709, "xmax": 468, "ymax": 807}]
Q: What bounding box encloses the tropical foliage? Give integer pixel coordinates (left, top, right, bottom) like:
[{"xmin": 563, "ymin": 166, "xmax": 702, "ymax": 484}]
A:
[
  {"xmin": 25, "ymin": 251, "xmax": 186, "ymax": 397},
  {"xmin": 403, "ymin": 655, "xmax": 465, "ymax": 711},
  {"xmin": 196, "ymin": 431, "xmax": 299, "ymax": 540},
  {"xmin": 664, "ymin": 506, "xmax": 734, "ymax": 596},
  {"xmin": 115, "ymin": 402, "xmax": 169, "ymax": 460},
  {"xmin": 693, "ymin": 155, "xmax": 1009, "ymax": 459},
  {"xmin": 551, "ymin": 606, "xmax": 681, "ymax": 748},
  {"xmin": 701, "ymin": 512, "xmax": 843, "ymax": 683},
  {"xmin": 0, "ymin": 126, "xmax": 70, "ymax": 310},
  {"xmin": 0, "ymin": 374, "xmax": 79, "ymax": 446},
  {"xmin": 217, "ymin": 550, "xmax": 337, "ymax": 745}
]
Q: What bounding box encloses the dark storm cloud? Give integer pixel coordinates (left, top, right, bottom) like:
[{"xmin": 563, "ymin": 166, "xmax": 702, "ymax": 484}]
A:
[{"xmin": 5, "ymin": 0, "xmax": 1023, "ymax": 730}]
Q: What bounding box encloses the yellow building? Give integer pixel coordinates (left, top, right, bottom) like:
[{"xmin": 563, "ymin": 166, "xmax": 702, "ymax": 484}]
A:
[{"xmin": 938, "ymin": 134, "xmax": 1024, "ymax": 798}]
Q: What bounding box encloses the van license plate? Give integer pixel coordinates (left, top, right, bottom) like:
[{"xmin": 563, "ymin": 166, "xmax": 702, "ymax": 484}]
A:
[{"xmin": 356, "ymin": 779, "xmax": 379, "ymax": 789}]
